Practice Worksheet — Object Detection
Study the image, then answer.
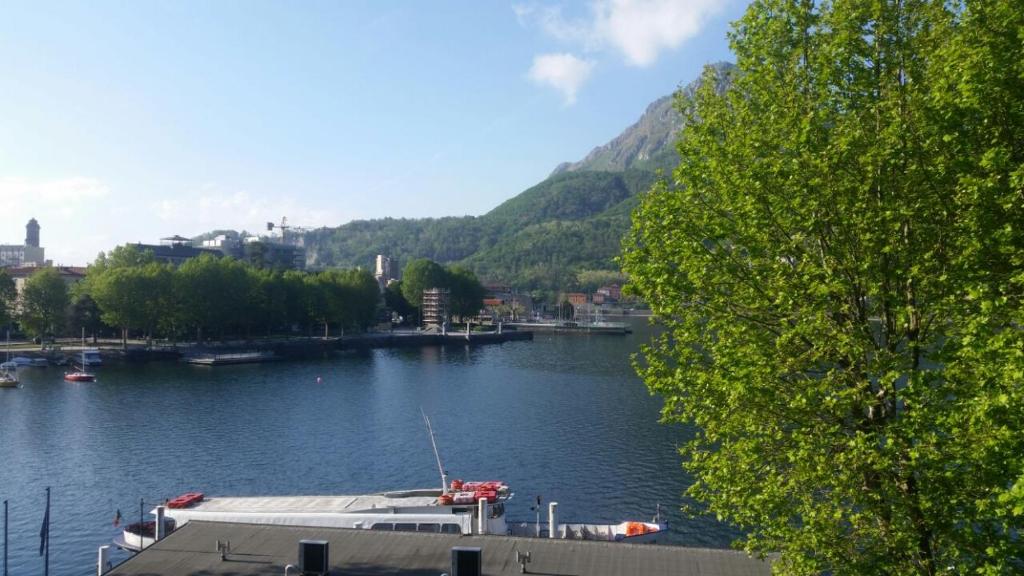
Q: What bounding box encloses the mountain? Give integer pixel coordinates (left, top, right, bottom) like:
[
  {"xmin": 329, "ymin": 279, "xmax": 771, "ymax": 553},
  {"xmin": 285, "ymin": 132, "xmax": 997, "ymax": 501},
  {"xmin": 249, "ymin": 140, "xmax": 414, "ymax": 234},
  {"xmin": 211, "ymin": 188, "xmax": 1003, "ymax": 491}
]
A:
[
  {"xmin": 549, "ymin": 94, "xmax": 683, "ymax": 176},
  {"xmin": 218, "ymin": 63, "xmax": 732, "ymax": 296}
]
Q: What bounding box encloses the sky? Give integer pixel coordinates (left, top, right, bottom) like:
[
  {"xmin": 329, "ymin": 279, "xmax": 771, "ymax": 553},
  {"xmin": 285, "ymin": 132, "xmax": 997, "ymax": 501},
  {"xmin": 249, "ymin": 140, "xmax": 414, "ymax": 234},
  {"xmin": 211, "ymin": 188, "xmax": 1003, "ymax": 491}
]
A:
[{"xmin": 0, "ymin": 0, "xmax": 745, "ymax": 265}]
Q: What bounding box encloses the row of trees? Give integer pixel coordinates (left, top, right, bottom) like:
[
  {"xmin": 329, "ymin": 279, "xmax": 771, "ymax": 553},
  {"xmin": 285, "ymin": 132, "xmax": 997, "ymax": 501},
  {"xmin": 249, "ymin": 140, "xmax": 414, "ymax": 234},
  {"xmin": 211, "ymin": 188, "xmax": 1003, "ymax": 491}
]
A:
[
  {"xmin": 4, "ymin": 250, "xmax": 491, "ymax": 342},
  {"xmin": 4, "ymin": 246, "xmax": 382, "ymax": 345},
  {"xmin": 624, "ymin": 1, "xmax": 1023, "ymax": 574}
]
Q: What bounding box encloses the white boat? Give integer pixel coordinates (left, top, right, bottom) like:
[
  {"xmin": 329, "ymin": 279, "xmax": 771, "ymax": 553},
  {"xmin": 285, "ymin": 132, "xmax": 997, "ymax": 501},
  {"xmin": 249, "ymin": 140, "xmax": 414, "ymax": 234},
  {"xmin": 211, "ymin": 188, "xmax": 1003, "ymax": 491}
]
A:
[
  {"xmin": 122, "ymin": 480, "xmax": 666, "ymax": 551},
  {"xmin": 509, "ymin": 519, "xmax": 666, "ymax": 543},
  {"xmin": 1, "ymin": 331, "xmax": 19, "ymax": 387},
  {"xmin": 81, "ymin": 348, "xmax": 102, "ymax": 366},
  {"xmin": 113, "ymin": 416, "xmax": 667, "ymax": 551},
  {"xmin": 114, "ymin": 518, "xmax": 177, "ymax": 552}
]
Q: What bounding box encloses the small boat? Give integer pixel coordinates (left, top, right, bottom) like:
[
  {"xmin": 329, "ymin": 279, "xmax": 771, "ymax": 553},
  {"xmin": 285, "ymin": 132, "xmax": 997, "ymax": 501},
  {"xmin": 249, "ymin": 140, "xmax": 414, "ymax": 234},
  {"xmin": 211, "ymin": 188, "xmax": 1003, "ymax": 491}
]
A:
[
  {"xmin": 0, "ymin": 370, "xmax": 17, "ymax": 388},
  {"xmin": 9, "ymin": 356, "xmax": 34, "ymax": 367},
  {"xmin": 28, "ymin": 357, "xmax": 49, "ymax": 367},
  {"xmin": 64, "ymin": 370, "xmax": 96, "ymax": 382},
  {"xmin": 510, "ymin": 519, "xmax": 667, "ymax": 543},
  {"xmin": 1, "ymin": 331, "xmax": 18, "ymax": 387},
  {"xmin": 64, "ymin": 350, "xmax": 96, "ymax": 382},
  {"xmin": 113, "ymin": 518, "xmax": 177, "ymax": 552},
  {"xmin": 81, "ymin": 348, "xmax": 103, "ymax": 366}
]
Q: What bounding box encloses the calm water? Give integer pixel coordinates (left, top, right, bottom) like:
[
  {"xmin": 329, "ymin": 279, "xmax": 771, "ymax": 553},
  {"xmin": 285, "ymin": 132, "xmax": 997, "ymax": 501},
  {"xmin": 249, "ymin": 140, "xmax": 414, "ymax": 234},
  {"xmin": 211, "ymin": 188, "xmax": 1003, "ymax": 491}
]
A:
[{"xmin": 0, "ymin": 319, "xmax": 739, "ymax": 574}]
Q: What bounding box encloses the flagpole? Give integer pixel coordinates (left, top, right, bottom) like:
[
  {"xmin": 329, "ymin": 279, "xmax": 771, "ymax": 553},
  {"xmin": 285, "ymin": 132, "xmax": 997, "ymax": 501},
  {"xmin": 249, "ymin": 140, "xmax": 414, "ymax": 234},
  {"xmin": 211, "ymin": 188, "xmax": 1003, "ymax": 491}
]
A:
[
  {"xmin": 43, "ymin": 487, "xmax": 50, "ymax": 576},
  {"xmin": 3, "ymin": 499, "xmax": 8, "ymax": 576}
]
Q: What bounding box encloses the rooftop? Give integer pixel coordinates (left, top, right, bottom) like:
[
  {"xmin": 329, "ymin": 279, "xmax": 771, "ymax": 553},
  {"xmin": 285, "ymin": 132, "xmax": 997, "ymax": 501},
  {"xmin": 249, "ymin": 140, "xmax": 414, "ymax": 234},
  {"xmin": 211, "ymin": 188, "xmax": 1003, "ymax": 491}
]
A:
[
  {"xmin": 180, "ymin": 492, "xmax": 442, "ymax": 514},
  {"xmin": 105, "ymin": 520, "xmax": 771, "ymax": 576}
]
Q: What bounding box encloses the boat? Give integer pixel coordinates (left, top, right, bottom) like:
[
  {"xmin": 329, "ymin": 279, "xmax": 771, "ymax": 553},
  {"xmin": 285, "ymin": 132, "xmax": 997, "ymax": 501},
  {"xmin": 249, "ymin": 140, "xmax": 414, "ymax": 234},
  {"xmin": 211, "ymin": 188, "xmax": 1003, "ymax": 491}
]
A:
[
  {"xmin": 81, "ymin": 348, "xmax": 102, "ymax": 366},
  {"xmin": 28, "ymin": 357, "xmax": 49, "ymax": 367},
  {"xmin": 182, "ymin": 350, "xmax": 277, "ymax": 366},
  {"xmin": 64, "ymin": 349, "xmax": 96, "ymax": 382},
  {"xmin": 115, "ymin": 416, "xmax": 666, "ymax": 551},
  {"xmin": 113, "ymin": 518, "xmax": 177, "ymax": 552},
  {"xmin": 509, "ymin": 519, "xmax": 666, "ymax": 543},
  {"xmin": 0, "ymin": 371, "xmax": 17, "ymax": 388},
  {"xmin": 1, "ymin": 331, "xmax": 18, "ymax": 388}
]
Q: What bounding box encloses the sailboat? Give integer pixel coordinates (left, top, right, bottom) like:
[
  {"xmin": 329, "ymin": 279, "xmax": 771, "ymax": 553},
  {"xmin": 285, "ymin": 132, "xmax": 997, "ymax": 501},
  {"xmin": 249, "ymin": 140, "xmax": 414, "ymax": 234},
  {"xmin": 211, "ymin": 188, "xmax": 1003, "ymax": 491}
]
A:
[
  {"xmin": 1, "ymin": 330, "xmax": 18, "ymax": 388},
  {"xmin": 64, "ymin": 330, "xmax": 96, "ymax": 382}
]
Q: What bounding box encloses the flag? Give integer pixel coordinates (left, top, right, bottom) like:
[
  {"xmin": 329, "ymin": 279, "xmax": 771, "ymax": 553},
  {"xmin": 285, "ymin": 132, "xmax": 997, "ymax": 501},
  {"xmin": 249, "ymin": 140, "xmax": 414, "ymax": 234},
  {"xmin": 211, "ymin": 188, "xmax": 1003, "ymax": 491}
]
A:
[
  {"xmin": 113, "ymin": 509, "xmax": 122, "ymax": 528},
  {"xmin": 39, "ymin": 493, "xmax": 49, "ymax": 557}
]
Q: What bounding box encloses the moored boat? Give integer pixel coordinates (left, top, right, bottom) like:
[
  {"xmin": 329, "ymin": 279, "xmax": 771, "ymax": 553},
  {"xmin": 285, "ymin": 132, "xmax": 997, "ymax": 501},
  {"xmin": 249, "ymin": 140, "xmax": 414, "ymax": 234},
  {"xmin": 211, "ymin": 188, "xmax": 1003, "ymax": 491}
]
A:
[
  {"xmin": 1, "ymin": 331, "xmax": 18, "ymax": 387},
  {"xmin": 64, "ymin": 349, "xmax": 96, "ymax": 382},
  {"xmin": 0, "ymin": 370, "xmax": 17, "ymax": 388},
  {"xmin": 113, "ymin": 518, "xmax": 177, "ymax": 552},
  {"xmin": 132, "ymin": 481, "xmax": 667, "ymax": 545}
]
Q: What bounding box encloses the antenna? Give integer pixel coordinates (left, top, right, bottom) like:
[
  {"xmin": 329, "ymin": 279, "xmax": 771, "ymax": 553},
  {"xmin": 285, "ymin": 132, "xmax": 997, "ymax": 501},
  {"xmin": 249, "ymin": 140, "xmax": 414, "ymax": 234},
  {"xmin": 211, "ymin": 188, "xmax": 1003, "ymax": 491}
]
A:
[{"xmin": 421, "ymin": 409, "xmax": 449, "ymax": 494}]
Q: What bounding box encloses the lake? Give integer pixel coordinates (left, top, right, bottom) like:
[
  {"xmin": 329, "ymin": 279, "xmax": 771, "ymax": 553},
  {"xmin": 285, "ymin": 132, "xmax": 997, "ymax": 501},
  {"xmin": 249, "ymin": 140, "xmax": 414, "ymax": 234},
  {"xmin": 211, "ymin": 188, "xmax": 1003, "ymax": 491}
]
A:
[{"xmin": 0, "ymin": 318, "xmax": 740, "ymax": 575}]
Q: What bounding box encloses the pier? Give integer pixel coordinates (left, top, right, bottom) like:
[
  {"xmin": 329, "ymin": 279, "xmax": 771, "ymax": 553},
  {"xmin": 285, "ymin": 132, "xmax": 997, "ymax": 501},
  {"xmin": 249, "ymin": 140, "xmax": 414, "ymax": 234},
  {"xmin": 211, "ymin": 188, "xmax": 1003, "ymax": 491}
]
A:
[{"xmin": 102, "ymin": 520, "xmax": 771, "ymax": 576}]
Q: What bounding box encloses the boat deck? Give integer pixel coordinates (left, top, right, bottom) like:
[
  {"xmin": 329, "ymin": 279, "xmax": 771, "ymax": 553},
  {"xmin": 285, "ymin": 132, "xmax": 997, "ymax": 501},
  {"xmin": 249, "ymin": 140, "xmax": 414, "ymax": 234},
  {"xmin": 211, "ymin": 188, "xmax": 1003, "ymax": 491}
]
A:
[{"xmin": 172, "ymin": 492, "xmax": 442, "ymax": 514}]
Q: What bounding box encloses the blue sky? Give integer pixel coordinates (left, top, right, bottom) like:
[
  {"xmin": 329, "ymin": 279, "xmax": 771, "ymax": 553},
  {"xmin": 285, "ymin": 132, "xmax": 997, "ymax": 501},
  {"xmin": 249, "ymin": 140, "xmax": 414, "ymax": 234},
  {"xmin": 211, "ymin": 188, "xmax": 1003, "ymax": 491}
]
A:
[{"xmin": 0, "ymin": 1, "xmax": 744, "ymax": 265}]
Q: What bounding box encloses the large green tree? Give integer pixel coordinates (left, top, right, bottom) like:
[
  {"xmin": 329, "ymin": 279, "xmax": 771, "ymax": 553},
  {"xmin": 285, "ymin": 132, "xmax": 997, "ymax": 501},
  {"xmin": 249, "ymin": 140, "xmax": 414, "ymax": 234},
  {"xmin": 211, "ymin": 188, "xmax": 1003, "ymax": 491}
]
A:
[
  {"xmin": 400, "ymin": 259, "xmax": 448, "ymax": 310},
  {"xmin": 446, "ymin": 265, "xmax": 486, "ymax": 319},
  {"xmin": 18, "ymin": 268, "xmax": 69, "ymax": 340},
  {"xmin": 0, "ymin": 269, "xmax": 15, "ymax": 328},
  {"xmin": 623, "ymin": 1, "xmax": 1024, "ymax": 575}
]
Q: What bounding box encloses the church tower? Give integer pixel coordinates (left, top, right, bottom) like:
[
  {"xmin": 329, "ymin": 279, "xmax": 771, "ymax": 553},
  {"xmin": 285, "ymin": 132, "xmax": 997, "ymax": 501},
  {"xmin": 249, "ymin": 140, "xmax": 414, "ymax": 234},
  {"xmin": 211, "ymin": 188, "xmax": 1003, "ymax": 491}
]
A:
[{"xmin": 26, "ymin": 218, "xmax": 40, "ymax": 247}]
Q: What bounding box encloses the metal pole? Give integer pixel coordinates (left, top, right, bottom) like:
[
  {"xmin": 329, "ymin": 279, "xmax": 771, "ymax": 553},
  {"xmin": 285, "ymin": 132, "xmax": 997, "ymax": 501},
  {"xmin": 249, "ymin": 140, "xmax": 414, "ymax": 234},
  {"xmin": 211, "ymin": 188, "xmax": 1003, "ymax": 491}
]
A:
[
  {"xmin": 4, "ymin": 499, "xmax": 8, "ymax": 576},
  {"xmin": 139, "ymin": 499, "xmax": 144, "ymax": 550},
  {"xmin": 44, "ymin": 487, "xmax": 49, "ymax": 576}
]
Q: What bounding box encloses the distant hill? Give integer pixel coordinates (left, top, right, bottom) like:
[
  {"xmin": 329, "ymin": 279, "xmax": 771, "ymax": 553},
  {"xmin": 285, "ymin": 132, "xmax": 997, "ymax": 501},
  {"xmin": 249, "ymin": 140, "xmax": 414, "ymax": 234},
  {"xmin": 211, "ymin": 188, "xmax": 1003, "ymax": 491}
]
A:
[{"xmin": 205, "ymin": 63, "xmax": 733, "ymax": 296}]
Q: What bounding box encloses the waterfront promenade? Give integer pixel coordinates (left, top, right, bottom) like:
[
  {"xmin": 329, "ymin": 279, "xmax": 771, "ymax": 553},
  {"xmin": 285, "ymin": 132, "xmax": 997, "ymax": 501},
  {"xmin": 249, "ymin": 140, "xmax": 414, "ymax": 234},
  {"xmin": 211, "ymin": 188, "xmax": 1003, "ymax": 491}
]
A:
[{"xmin": 3, "ymin": 329, "xmax": 533, "ymax": 363}]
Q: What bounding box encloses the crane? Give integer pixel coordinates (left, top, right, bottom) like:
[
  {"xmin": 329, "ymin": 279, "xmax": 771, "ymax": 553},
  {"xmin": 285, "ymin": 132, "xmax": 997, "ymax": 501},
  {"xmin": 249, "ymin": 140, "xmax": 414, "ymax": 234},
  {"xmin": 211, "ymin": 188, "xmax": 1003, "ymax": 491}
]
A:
[{"xmin": 266, "ymin": 217, "xmax": 313, "ymax": 244}]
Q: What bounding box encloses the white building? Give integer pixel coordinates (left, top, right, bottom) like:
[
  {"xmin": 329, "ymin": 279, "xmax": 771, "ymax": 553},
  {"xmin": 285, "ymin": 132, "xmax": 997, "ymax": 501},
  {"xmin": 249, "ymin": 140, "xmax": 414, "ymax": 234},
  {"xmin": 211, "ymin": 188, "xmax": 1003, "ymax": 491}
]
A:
[{"xmin": 0, "ymin": 218, "xmax": 46, "ymax": 267}]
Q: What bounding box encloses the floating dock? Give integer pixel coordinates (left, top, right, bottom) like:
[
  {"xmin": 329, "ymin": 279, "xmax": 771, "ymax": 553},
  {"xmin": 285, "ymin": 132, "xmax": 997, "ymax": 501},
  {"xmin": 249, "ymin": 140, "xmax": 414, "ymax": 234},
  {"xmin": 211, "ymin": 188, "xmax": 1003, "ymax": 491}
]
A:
[
  {"xmin": 102, "ymin": 520, "xmax": 771, "ymax": 576},
  {"xmin": 182, "ymin": 351, "xmax": 279, "ymax": 365},
  {"xmin": 506, "ymin": 321, "xmax": 632, "ymax": 335}
]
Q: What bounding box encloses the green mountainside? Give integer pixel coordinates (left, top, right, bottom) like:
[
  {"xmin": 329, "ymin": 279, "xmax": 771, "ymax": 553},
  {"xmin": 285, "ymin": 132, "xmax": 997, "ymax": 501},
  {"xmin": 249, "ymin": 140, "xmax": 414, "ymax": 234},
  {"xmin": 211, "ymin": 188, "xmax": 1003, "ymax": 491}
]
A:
[{"xmin": 215, "ymin": 63, "xmax": 731, "ymax": 294}]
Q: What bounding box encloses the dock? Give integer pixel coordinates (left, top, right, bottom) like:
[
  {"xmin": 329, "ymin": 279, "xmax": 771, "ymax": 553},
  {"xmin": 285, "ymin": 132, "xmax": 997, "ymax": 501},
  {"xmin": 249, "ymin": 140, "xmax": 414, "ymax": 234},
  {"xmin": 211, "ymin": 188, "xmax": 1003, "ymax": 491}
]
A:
[
  {"xmin": 506, "ymin": 321, "xmax": 632, "ymax": 335},
  {"xmin": 103, "ymin": 520, "xmax": 771, "ymax": 576}
]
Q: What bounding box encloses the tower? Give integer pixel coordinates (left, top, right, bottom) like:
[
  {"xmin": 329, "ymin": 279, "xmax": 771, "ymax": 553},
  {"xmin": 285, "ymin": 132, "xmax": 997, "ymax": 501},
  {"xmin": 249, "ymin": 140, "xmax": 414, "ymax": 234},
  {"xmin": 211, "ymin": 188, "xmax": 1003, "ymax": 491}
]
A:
[{"xmin": 25, "ymin": 218, "xmax": 40, "ymax": 247}]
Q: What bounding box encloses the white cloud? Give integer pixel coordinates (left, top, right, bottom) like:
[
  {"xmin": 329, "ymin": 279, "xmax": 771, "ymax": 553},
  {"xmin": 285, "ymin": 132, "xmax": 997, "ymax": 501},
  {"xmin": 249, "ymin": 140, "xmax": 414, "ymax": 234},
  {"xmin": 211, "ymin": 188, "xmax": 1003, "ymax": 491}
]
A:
[
  {"xmin": 0, "ymin": 176, "xmax": 110, "ymax": 205},
  {"xmin": 517, "ymin": 0, "xmax": 724, "ymax": 67},
  {"xmin": 527, "ymin": 52, "xmax": 596, "ymax": 105},
  {"xmin": 593, "ymin": 0, "xmax": 722, "ymax": 66}
]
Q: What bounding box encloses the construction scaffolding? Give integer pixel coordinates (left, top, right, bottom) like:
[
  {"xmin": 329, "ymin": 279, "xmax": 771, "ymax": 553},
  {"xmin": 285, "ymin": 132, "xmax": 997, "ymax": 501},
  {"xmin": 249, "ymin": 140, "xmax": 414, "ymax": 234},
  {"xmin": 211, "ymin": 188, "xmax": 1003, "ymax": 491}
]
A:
[{"xmin": 422, "ymin": 288, "xmax": 450, "ymax": 329}]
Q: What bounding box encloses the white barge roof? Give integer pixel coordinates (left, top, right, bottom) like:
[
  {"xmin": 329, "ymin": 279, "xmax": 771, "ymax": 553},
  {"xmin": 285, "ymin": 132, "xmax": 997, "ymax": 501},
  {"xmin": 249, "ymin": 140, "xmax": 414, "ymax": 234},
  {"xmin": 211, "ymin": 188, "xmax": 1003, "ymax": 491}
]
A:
[{"xmin": 176, "ymin": 492, "xmax": 441, "ymax": 514}]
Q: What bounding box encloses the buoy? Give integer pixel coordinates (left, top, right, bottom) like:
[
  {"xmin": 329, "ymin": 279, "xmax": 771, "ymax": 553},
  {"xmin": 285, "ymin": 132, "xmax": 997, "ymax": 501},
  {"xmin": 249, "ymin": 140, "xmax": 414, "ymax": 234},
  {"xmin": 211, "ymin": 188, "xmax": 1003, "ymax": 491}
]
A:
[{"xmin": 316, "ymin": 376, "xmax": 322, "ymax": 384}]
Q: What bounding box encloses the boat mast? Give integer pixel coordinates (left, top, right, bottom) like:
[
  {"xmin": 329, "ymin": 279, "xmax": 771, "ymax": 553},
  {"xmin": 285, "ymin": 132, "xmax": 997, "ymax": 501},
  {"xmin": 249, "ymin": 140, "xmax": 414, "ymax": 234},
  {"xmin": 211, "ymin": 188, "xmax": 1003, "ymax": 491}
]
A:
[{"xmin": 421, "ymin": 410, "xmax": 448, "ymax": 494}]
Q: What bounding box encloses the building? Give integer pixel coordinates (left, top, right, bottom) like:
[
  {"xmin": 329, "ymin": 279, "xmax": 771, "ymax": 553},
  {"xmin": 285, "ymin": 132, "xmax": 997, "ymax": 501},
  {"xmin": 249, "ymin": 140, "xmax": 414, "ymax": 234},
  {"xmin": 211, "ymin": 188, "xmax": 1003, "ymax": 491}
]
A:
[
  {"xmin": 374, "ymin": 254, "xmax": 395, "ymax": 290},
  {"xmin": 566, "ymin": 292, "xmax": 588, "ymax": 306},
  {"xmin": 201, "ymin": 232, "xmax": 306, "ymax": 270},
  {"xmin": 597, "ymin": 284, "xmax": 623, "ymax": 302},
  {"xmin": 5, "ymin": 266, "xmax": 87, "ymax": 312},
  {"xmin": 132, "ymin": 236, "xmax": 221, "ymax": 266},
  {"xmin": 421, "ymin": 287, "xmax": 449, "ymax": 328},
  {"xmin": 0, "ymin": 218, "xmax": 47, "ymax": 268}
]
